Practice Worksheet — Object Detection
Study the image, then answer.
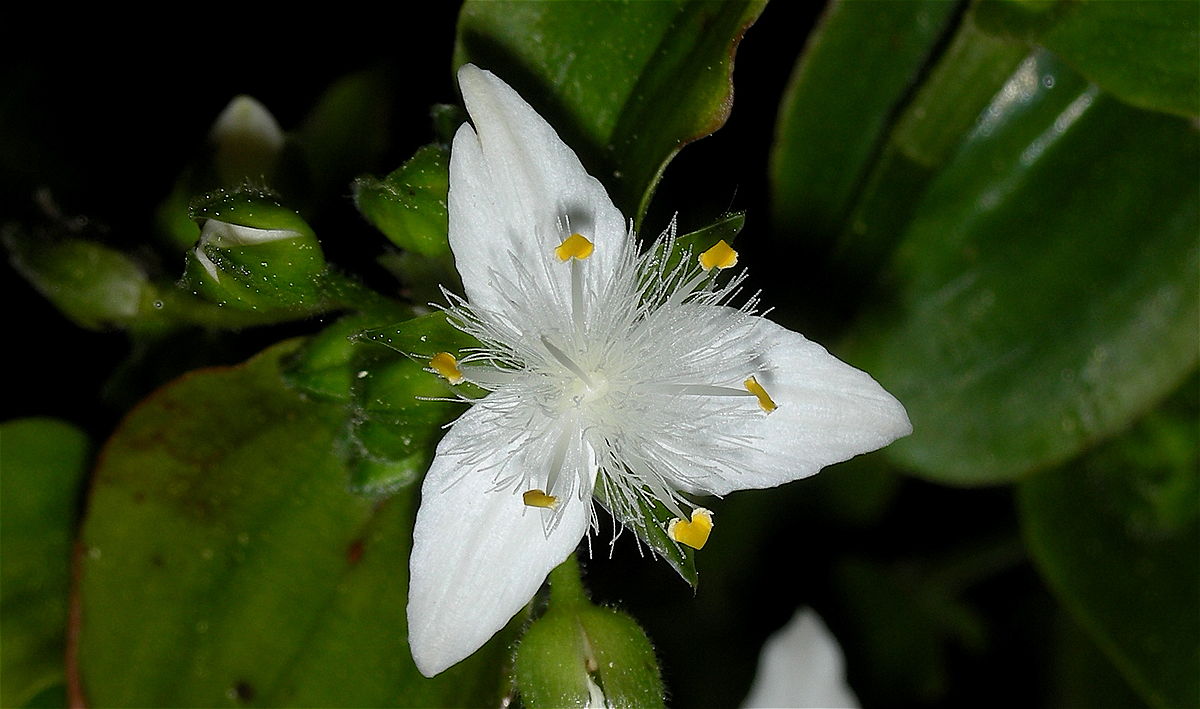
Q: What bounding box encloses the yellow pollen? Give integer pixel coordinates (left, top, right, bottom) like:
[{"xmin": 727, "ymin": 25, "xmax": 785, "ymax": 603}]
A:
[
  {"xmin": 522, "ymin": 489, "xmax": 558, "ymax": 509},
  {"xmin": 668, "ymin": 508, "xmax": 714, "ymax": 550},
  {"xmin": 430, "ymin": 352, "xmax": 464, "ymax": 384},
  {"xmin": 699, "ymin": 240, "xmax": 738, "ymax": 271},
  {"xmin": 744, "ymin": 376, "xmax": 777, "ymax": 413},
  {"xmin": 555, "ymin": 233, "xmax": 594, "ymax": 261}
]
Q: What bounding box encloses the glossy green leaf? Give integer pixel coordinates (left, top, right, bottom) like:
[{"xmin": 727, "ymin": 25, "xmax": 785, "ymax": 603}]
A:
[
  {"xmin": 454, "ymin": 0, "xmax": 766, "ymax": 222},
  {"xmin": 1019, "ymin": 377, "xmax": 1199, "ymax": 709},
  {"xmin": 833, "ymin": 14, "xmax": 1028, "ymax": 270},
  {"xmin": 77, "ymin": 341, "xmax": 511, "ymax": 707},
  {"xmin": 1, "ymin": 419, "xmax": 90, "ymax": 709},
  {"xmin": 770, "ymin": 0, "xmax": 960, "ymax": 242},
  {"xmin": 976, "ymin": 0, "xmax": 1200, "ymax": 118},
  {"xmin": 847, "ymin": 51, "xmax": 1200, "ymax": 484},
  {"xmin": 355, "ymin": 144, "xmax": 451, "ymax": 258}
]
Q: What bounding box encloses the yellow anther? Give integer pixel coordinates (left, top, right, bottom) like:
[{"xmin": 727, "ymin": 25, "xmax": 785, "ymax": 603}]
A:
[
  {"xmin": 523, "ymin": 489, "xmax": 558, "ymax": 509},
  {"xmin": 744, "ymin": 376, "xmax": 777, "ymax": 413},
  {"xmin": 429, "ymin": 352, "xmax": 464, "ymax": 384},
  {"xmin": 699, "ymin": 240, "xmax": 738, "ymax": 271},
  {"xmin": 555, "ymin": 233, "xmax": 594, "ymax": 261},
  {"xmin": 668, "ymin": 508, "xmax": 714, "ymax": 550}
]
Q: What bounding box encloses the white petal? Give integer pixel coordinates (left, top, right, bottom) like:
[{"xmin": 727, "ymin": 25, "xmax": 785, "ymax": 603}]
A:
[
  {"xmin": 742, "ymin": 608, "xmax": 859, "ymax": 709},
  {"xmin": 448, "ymin": 64, "xmax": 628, "ymax": 313},
  {"xmin": 683, "ymin": 311, "xmax": 911, "ymax": 495},
  {"xmin": 407, "ymin": 404, "xmax": 593, "ymax": 677}
]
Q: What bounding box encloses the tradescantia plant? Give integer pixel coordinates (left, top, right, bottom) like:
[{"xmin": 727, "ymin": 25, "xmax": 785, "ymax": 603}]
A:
[{"xmin": 3, "ymin": 2, "xmax": 1196, "ymax": 708}]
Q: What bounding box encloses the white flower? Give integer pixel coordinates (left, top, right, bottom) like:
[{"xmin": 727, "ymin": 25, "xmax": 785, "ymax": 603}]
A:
[
  {"xmin": 742, "ymin": 608, "xmax": 859, "ymax": 709},
  {"xmin": 406, "ymin": 64, "xmax": 912, "ymax": 677}
]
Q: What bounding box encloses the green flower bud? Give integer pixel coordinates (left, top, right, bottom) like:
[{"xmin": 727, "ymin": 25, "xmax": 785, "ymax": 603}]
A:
[
  {"xmin": 515, "ymin": 561, "xmax": 665, "ymax": 709},
  {"xmin": 6, "ymin": 232, "xmax": 153, "ymax": 331},
  {"xmin": 209, "ymin": 96, "xmax": 285, "ymax": 187},
  {"xmin": 353, "ymin": 144, "xmax": 450, "ymax": 258},
  {"xmin": 181, "ymin": 189, "xmax": 326, "ymax": 311}
]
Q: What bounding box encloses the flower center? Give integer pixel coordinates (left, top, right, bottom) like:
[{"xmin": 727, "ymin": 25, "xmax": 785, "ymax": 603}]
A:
[{"xmin": 567, "ymin": 369, "xmax": 609, "ymax": 407}]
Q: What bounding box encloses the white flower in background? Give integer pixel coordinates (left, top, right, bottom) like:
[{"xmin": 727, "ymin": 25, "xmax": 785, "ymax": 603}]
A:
[
  {"xmin": 406, "ymin": 64, "xmax": 912, "ymax": 677},
  {"xmin": 742, "ymin": 608, "xmax": 860, "ymax": 709}
]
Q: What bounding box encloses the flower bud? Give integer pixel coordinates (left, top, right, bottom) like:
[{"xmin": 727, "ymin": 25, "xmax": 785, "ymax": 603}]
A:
[
  {"xmin": 515, "ymin": 598, "xmax": 664, "ymax": 709},
  {"xmin": 6, "ymin": 232, "xmax": 153, "ymax": 331},
  {"xmin": 353, "ymin": 144, "xmax": 450, "ymax": 257},
  {"xmin": 181, "ymin": 189, "xmax": 326, "ymax": 311}
]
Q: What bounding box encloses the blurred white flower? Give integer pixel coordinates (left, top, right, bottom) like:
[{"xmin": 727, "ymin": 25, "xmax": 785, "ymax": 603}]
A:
[
  {"xmin": 406, "ymin": 64, "xmax": 911, "ymax": 677},
  {"xmin": 743, "ymin": 608, "xmax": 859, "ymax": 709}
]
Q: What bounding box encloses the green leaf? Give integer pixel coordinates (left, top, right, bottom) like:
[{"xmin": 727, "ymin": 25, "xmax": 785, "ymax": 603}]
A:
[
  {"xmin": 454, "ymin": 0, "xmax": 766, "ymax": 222},
  {"xmin": 846, "ymin": 51, "xmax": 1200, "ymax": 484},
  {"xmin": 1019, "ymin": 376, "xmax": 1199, "ymax": 709},
  {"xmin": 831, "ymin": 13, "xmax": 1029, "ymax": 271},
  {"xmin": 355, "ymin": 144, "xmax": 451, "ymax": 258},
  {"xmin": 1, "ymin": 419, "xmax": 90, "ymax": 709},
  {"xmin": 770, "ymin": 0, "xmax": 961, "ymax": 242},
  {"xmin": 77, "ymin": 341, "xmax": 512, "ymax": 707},
  {"xmin": 976, "ymin": 0, "xmax": 1200, "ymax": 118}
]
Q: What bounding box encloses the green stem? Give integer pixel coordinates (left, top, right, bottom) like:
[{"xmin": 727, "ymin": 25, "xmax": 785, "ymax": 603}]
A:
[{"xmin": 548, "ymin": 554, "xmax": 588, "ymax": 609}]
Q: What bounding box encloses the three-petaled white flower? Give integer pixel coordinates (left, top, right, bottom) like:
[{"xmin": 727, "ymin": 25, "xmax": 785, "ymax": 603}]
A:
[{"xmin": 407, "ymin": 64, "xmax": 912, "ymax": 677}]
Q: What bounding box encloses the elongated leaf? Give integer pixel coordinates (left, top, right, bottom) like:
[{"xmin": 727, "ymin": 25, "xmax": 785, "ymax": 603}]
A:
[
  {"xmin": 976, "ymin": 0, "xmax": 1200, "ymax": 118},
  {"xmin": 770, "ymin": 0, "xmax": 960, "ymax": 242},
  {"xmin": 454, "ymin": 0, "xmax": 765, "ymax": 222},
  {"xmin": 76, "ymin": 341, "xmax": 511, "ymax": 707},
  {"xmin": 1, "ymin": 419, "xmax": 90, "ymax": 709},
  {"xmin": 847, "ymin": 51, "xmax": 1200, "ymax": 484},
  {"xmin": 1019, "ymin": 377, "xmax": 1199, "ymax": 709}
]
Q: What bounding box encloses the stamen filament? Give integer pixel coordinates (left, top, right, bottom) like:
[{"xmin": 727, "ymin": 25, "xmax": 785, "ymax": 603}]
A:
[{"xmin": 540, "ymin": 335, "xmax": 594, "ymax": 388}]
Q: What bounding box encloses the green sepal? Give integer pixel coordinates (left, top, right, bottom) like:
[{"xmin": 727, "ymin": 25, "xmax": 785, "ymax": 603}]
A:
[
  {"xmin": 354, "ymin": 144, "xmax": 451, "ymax": 258},
  {"xmin": 281, "ymin": 309, "xmax": 410, "ymax": 402},
  {"xmin": 355, "ymin": 310, "xmax": 481, "ymax": 362},
  {"xmin": 575, "ymin": 607, "xmax": 665, "ymax": 709},
  {"xmin": 515, "ymin": 560, "xmax": 665, "ymax": 709},
  {"xmin": 657, "ymin": 211, "xmax": 745, "ymax": 274},
  {"xmin": 594, "ymin": 487, "xmax": 698, "ymax": 590},
  {"xmin": 345, "ymin": 352, "xmax": 462, "ymax": 497},
  {"xmin": 188, "ymin": 187, "xmax": 315, "ymax": 237}
]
